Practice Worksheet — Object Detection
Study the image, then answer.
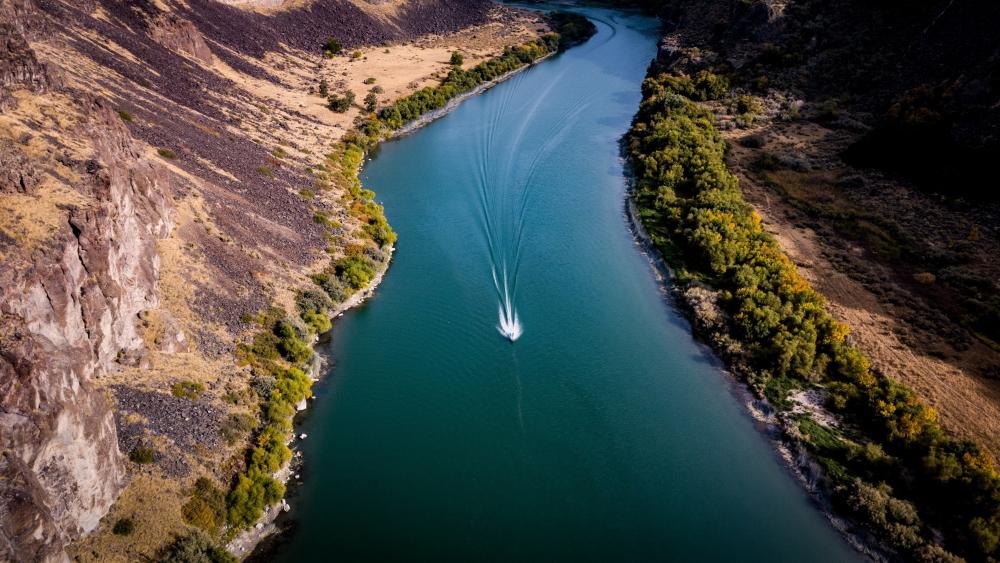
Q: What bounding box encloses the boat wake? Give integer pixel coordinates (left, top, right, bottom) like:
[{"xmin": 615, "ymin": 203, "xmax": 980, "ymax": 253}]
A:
[
  {"xmin": 493, "ymin": 266, "xmax": 522, "ymax": 342},
  {"xmin": 471, "ymin": 67, "xmax": 590, "ymax": 343}
]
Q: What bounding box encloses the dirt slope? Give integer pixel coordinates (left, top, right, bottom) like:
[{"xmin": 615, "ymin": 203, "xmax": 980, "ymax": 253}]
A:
[{"xmin": 0, "ymin": 0, "xmax": 548, "ymax": 560}]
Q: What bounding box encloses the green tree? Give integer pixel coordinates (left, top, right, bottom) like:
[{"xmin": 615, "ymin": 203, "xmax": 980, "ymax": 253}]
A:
[{"xmin": 364, "ymin": 92, "xmax": 379, "ymax": 113}]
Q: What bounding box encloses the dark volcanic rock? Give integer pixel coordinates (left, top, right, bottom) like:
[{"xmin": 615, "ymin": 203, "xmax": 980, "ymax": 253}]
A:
[
  {"xmin": 0, "ymin": 20, "xmax": 51, "ymax": 108},
  {"xmin": 0, "ymin": 137, "xmax": 39, "ymax": 193},
  {"xmin": 150, "ymin": 13, "xmax": 215, "ymax": 64},
  {"xmin": 112, "ymin": 386, "xmax": 223, "ymax": 453}
]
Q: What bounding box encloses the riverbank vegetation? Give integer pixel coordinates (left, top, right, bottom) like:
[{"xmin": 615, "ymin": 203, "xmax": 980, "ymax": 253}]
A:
[
  {"xmin": 345, "ymin": 12, "xmax": 595, "ymax": 145},
  {"xmin": 628, "ymin": 71, "xmax": 1000, "ymax": 561},
  {"xmin": 210, "ymin": 15, "xmax": 596, "ymax": 555}
]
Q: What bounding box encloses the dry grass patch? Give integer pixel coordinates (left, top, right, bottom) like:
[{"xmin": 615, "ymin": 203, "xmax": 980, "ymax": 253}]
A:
[{"xmin": 69, "ymin": 474, "xmax": 188, "ymax": 563}]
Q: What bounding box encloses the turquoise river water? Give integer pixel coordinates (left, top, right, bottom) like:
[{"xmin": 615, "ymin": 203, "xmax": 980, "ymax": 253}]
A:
[{"xmin": 270, "ymin": 7, "xmax": 859, "ymax": 562}]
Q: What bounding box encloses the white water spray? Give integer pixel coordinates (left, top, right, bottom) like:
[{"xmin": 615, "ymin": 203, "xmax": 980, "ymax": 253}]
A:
[{"xmin": 493, "ymin": 266, "xmax": 523, "ymax": 341}]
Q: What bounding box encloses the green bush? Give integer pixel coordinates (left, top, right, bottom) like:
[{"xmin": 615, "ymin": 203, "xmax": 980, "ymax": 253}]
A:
[
  {"xmin": 364, "ymin": 92, "xmax": 379, "ymax": 113},
  {"xmin": 227, "ymin": 309, "xmax": 316, "ymax": 531},
  {"xmin": 335, "ymin": 255, "xmax": 376, "ymax": 290},
  {"xmin": 450, "ymin": 51, "xmax": 464, "ymax": 66},
  {"xmin": 274, "ymin": 320, "xmax": 311, "ymax": 364},
  {"xmin": 182, "ymin": 477, "xmax": 227, "ymax": 532},
  {"xmin": 171, "ymin": 381, "xmax": 205, "ymax": 400},
  {"xmin": 112, "ymin": 517, "xmax": 135, "ymax": 536},
  {"xmin": 297, "ymin": 289, "xmax": 333, "ymax": 334},
  {"xmin": 220, "ymin": 412, "xmax": 257, "ymax": 445},
  {"xmin": 157, "ymin": 148, "xmax": 177, "ymax": 160},
  {"xmin": 118, "ymin": 110, "xmax": 134, "ymax": 122},
  {"xmin": 318, "ymin": 78, "xmax": 329, "ymax": 97},
  {"xmin": 159, "ymin": 530, "xmax": 236, "ymax": 563},
  {"xmin": 328, "ymin": 91, "xmax": 355, "ymax": 113},
  {"xmin": 129, "ymin": 447, "xmax": 155, "ymax": 464},
  {"xmin": 377, "ymin": 36, "xmax": 560, "ymax": 131},
  {"xmin": 323, "ymin": 37, "xmax": 342, "ymax": 56},
  {"xmin": 546, "ymin": 11, "xmax": 598, "ymax": 49}
]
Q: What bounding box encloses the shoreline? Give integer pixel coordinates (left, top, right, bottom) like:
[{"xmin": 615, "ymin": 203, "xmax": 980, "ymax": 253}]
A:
[
  {"xmin": 388, "ymin": 52, "xmax": 556, "ymax": 140},
  {"xmin": 226, "ymin": 246, "xmax": 394, "ymax": 558},
  {"xmin": 620, "ymin": 157, "xmax": 887, "ymax": 562},
  {"xmin": 229, "ymin": 48, "xmax": 554, "ymax": 563}
]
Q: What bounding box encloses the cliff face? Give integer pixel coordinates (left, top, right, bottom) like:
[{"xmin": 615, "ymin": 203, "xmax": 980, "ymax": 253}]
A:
[
  {"xmin": 0, "ymin": 0, "xmax": 527, "ymax": 559},
  {"xmin": 0, "ymin": 15, "xmax": 174, "ymax": 557}
]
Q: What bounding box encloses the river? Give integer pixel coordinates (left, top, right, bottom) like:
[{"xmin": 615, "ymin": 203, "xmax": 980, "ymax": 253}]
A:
[{"xmin": 270, "ymin": 7, "xmax": 859, "ymax": 562}]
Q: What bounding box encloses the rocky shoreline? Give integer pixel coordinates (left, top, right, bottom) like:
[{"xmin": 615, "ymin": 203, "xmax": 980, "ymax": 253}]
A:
[
  {"xmin": 226, "ymin": 243, "xmax": 395, "ymax": 559},
  {"xmin": 228, "ymin": 40, "xmax": 562, "ymax": 562},
  {"xmin": 621, "ymin": 161, "xmax": 887, "ymax": 561},
  {"xmin": 228, "ymin": 56, "xmax": 552, "ymax": 558}
]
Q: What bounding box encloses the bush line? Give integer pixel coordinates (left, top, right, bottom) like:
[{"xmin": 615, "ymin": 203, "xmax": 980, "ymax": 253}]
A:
[
  {"xmin": 627, "ymin": 71, "xmax": 999, "ymax": 560},
  {"xmin": 219, "ymin": 13, "xmax": 597, "ymax": 544}
]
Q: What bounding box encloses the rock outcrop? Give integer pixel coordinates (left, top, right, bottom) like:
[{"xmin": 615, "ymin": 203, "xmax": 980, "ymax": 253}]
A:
[
  {"xmin": 0, "ymin": 3, "xmax": 51, "ymax": 109},
  {"xmin": 149, "ymin": 14, "xmax": 214, "ymax": 64},
  {"xmin": 0, "ymin": 92, "xmax": 173, "ymax": 561},
  {"xmin": 0, "ymin": 0, "xmax": 514, "ymax": 559}
]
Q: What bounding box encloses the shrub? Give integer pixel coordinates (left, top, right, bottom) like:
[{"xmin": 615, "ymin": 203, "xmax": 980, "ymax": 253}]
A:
[
  {"xmin": 118, "ymin": 110, "xmax": 134, "ymax": 122},
  {"xmin": 256, "ymin": 165, "xmax": 273, "ymax": 178},
  {"xmin": 182, "ymin": 477, "xmax": 227, "ymax": 532},
  {"xmin": 328, "ymin": 91, "xmax": 355, "ymax": 113},
  {"xmin": 250, "ymin": 375, "xmax": 276, "ymax": 400},
  {"xmin": 364, "ymin": 92, "xmax": 379, "ymax": 113},
  {"xmin": 377, "ymin": 36, "xmax": 561, "ymax": 131},
  {"xmin": 313, "ymin": 272, "xmax": 349, "ymax": 303},
  {"xmin": 129, "ymin": 446, "xmax": 155, "ymax": 464},
  {"xmin": 692, "ymin": 70, "xmax": 729, "ymax": 101},
  {"xmin": 371, "ymin": 85, "xmax": 384, "ymax": 95},
  {"xmin": 450, "ymin": 51, "xmax": 464, "ymax": 66},
  {"xmin": 335, "ymin": 255, "xmax": 375, "ymax": 290},
  {"xmin": 171, "ymin": 381, "xmax": 205, "ymax": 400},
  {"xmin": 297, "ymin": 289, "xmax": 333, "ymax": 334},
  {"xmin": 160, "ymin": 530, "xmax": 236, "ymax": 563},
  {"xmin": 112, "ymin": 517, "xmax": 135, "ymax": 536},
  {"xmin": 847, "ymin": 480, "xmax": 924, "ymax": 551},
  {"xmin": 313, "ymin": 211, "xmax": 334, "ymax": 227},
  {"xmin": 547, "ymin": 11, "xmax": 597, "ymax": 49},
  {"xmin": 318, "ymin": 78, "xmax": 329, "ymax": 97},
  {"xmin": 323, "ymin": 37, "xmax": 342, "ymax": 56},
  {"xmin": 736, "ymin": 94, "xmax": 762, "ymax": 114},
  {"xmin": 227, "ymin": 310, "xmax": 315, "ymax": 531},
  {"xmin": 226, "ymin": 470, "xmax": 284, "ymax": 530},
  {"xmin": 220, "ymin": 412, "xmax": 257, "ymax": 445},
  {"xmin": 274, "ymin": 320, "xmax": 311, "ymax": 364},
  {"xmin": 271, "ymin": 146, "xmax": 288, "ymax": 159},
  {"xmin": 363, "ymin": 77, "xmax": 376, "ymax": 85},
  {"xmin": 157, "ymin": 148, "xmax": 177, "ymax": 160}
]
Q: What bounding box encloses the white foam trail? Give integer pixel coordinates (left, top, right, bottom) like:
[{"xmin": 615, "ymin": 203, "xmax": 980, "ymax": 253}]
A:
[{"xmin": 493, "ymin": 266, "xmax": 522, "ymax": 342}]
